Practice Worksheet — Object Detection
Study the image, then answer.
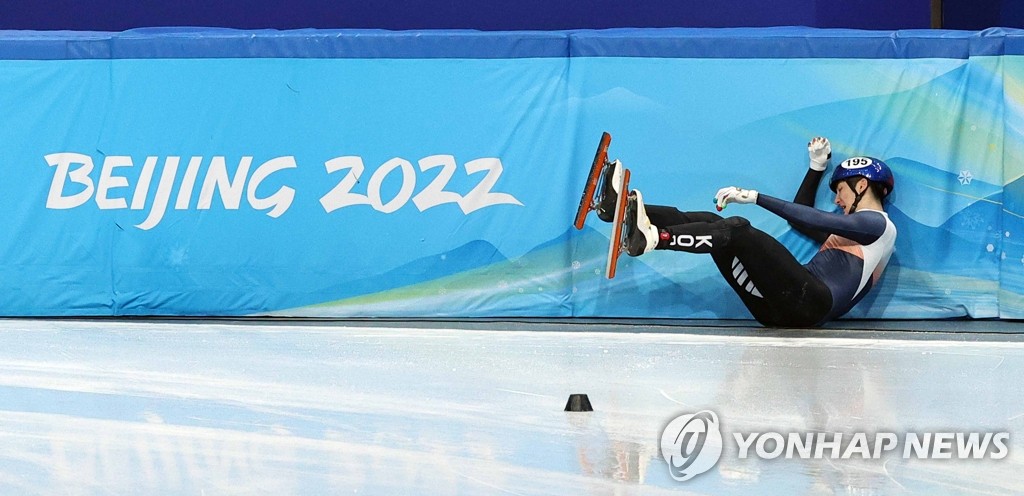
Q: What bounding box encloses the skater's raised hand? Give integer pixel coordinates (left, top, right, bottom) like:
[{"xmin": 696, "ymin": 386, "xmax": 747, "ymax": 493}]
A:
[
  {"xmin": 808, "ymin": 136, "xmax": 831, "ymax": 172},
  {"xmin": 714, "ymin": 186, "xmax": 759, "ymax": 211}
]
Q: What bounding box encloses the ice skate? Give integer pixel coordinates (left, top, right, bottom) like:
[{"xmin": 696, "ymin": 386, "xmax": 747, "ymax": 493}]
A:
[
  {"xmin": 596, "ymin": 159, "xmax": 624, "ymax": 222},
  {"xmin": 622, "ymin": 190, "xmax": 659, "ymax": 257}
]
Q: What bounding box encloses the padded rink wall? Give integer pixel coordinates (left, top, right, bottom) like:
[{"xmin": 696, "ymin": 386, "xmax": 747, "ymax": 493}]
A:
[{"xmin": 1, "ymin": 27, "xmax": 1023, "ymax": 320}]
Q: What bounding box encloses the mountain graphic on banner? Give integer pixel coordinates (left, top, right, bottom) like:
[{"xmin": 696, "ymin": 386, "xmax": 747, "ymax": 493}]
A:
[
  {"xmin": 290, "ymin": 225, "xmax": 723, "ymax": 318},
  {"xmin": 298, "ymin": 239, "xmax": 510, "ymax": 310}
]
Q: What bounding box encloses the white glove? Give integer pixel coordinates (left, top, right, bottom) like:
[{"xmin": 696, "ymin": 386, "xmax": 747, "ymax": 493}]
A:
[
  {"xmin": 715, "ymin": 186, "xmax": 758, "ymax": 211},
  {"xmin": 808, "ymin": 136, "xmax": 831, "ymax": 172}
]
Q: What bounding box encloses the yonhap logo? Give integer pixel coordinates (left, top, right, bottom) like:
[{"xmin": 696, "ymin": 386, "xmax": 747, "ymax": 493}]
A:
[
  {"xmin": 660, "ymin": 410, "xmax": 723, "ymax": 481},
  {"xmin": 659, "ymin": 409, "xmax": 1010, "ymax": 485}
]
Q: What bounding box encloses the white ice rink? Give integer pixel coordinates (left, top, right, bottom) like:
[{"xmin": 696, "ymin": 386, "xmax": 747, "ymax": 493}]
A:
[{"xmin": 0, "ymin": 318, "xmax": 1020, "ymax": 494}]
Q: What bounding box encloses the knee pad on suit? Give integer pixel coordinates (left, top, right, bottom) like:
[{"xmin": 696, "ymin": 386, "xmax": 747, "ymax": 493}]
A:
[{"xmin": 722, "ymin": 216, "xmax": 750, "ymax": 229}]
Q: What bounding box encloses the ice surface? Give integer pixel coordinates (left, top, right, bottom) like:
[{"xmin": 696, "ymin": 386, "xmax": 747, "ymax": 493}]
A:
[{"xmin": 0, "ymin": 319, "xmax": 1020, "ymax": 494}]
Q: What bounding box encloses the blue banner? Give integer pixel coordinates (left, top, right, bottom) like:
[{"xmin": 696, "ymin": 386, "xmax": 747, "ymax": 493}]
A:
[{"xmin": 0, "ymin": 27, "xmax": 1022, "ymax": 319}]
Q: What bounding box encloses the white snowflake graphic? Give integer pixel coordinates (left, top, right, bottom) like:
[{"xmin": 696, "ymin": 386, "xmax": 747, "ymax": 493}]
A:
[
  {"xmin": 959, "ymin": 213, "xmax": 984, "ymax": 231},
  {"xmin": 957, "ymin": 170, "xmax": 974, "ymax": 186}
]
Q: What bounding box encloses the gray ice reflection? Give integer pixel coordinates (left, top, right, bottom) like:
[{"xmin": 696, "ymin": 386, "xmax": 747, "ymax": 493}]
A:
[{"xmin": 709, "ymin": 337, "xmax": 1024, "ymax": 495}]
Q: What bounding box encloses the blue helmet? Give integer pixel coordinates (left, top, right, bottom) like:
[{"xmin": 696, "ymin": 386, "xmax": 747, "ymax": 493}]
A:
[{"xmin": 829, "ymin": 156, "xmax": 895, "ymax": 199}]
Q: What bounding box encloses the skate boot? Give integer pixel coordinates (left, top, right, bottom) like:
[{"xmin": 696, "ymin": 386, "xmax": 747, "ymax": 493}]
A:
[
  {"xmin": 623, "ymin": 189, "xmax": 660, "ymax": 256},
  {"xmin": 596, "ymin": 159, "xmax": 623, "ymax": 222}
]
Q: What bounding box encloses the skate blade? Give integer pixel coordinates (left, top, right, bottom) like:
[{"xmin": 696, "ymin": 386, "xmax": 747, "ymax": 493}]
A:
[
  {"xmin": 574, "ymin": 132, "xmax": 612, "ymax": 230},
  {"xmin": 605, "ymin": 168, "xmax": 631, "ymax": 279}
]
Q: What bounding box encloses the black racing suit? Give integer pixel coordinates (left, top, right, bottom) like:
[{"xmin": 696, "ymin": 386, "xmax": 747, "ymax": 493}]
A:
[{"xmin": 648, "ymin": 169, "xmax": 897, "ymax": 327}]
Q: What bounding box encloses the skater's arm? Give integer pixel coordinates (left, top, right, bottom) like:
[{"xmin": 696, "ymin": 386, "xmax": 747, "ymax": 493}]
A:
[
  {"xmin": 790, "ymin": 136, "xmax": 832, "ymax": 243},
  {"xmin": 793, "ymin": 168, "xmax": 825, "ymax": 206},
  {"xmin": 756, "ymin": 194, "xmax": 887, "ymax": 244},
  {"xmin": 789, "ymin": 168, "xmax": 829, "ymax": 243}
]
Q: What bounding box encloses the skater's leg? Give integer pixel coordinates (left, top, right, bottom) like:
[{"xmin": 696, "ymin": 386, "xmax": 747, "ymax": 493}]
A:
[
  {"xmin": 645, "ymin": 205, "xmax": 723, "ymax": 228},
  {"xmin": 624, "ymin": 195, "xmax": 730, "ymax": 257},
  {"xmin": 657, "ymin": 216, "xmax": 832, "ymax": 326},
  {"xmin": 653, "ymin": 215, "xmax": 748, "ymax": 254},
  {"xmin": 716, "ymin": 221, "xmax": 831, "ymax": 327}
]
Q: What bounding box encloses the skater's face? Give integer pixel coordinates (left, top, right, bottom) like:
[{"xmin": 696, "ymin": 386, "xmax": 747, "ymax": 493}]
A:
[{"xmin": 834, "ymin": 178, "xmax": 866, "ymax": 215}]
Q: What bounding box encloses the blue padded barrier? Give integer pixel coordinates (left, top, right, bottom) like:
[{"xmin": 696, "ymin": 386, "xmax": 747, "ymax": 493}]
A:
[{"xmin": 0, "ymin": 27, "xmax": 1021, "ymax": 320}]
